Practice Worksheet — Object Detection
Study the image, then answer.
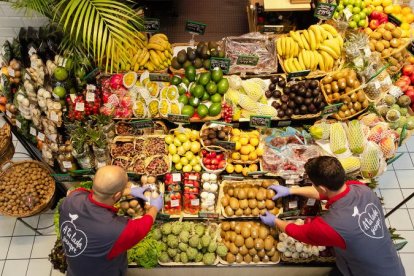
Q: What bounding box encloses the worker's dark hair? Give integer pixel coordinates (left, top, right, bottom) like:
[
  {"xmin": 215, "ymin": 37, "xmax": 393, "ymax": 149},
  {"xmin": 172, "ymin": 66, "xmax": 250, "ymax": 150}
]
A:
[{"xmin": 304, "ymin": 156, "xmax": 345, "ymax": 191}]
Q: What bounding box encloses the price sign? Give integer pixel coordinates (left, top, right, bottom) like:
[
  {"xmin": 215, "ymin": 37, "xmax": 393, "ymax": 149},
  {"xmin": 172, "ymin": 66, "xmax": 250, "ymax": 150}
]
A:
[
  {"xmin": 52, "ymin": 173, "xmax": 75, "ymax": 182},
  {"xmin": 250, "ymin": 115, "xmax": 271, "ymax": 128},
  {"xmin": 86, "ymin": 91, "xmax": 95, "ymax": 102},
  {"xmin": 149, "ymin": 73, "xmax": 170, "ymax": 82},
  {"xmin": 248, "ymin": 171, "xmax": 268, "ymax": 177},
  {"xmin": 215, "ymin": 140, "xmax": 236, "ymax": 150},
  {"xmin": 388, "ymin": 14, "xmax": 402, "ymax": 26},
  {"xmin": 172, "ymin": 173, "xmax": 181, "ymax": 182},
  {"xmin": 287, "ymin": 70, "xmax": 310, "ymax": 80},
  {"xmin": 86, "ymin": 84, "xmax": 96, "ymax": 91},
  {"xmin": 188, "ymin": 174, "xmax": 198, "ymax": 181},
  {"xmin": 28, "ymin": 47, "xmax": 37, "ymax": 56},
  {"xmin": 37, "ymin": 132, "xmax": 45, "ymax": 141},
  {"xmin": 198, "ymin": 212, "xmax": 219, "ymax": 219},
  {"xmin": 322, "ymin": 103, "xmax": 343, "ymax": 116},
  {"xmin": 144, "ymin": 18, "xmax": 160, "ymax": 33},
  {"xmin": 407, "ymin": 40, "xmax": 414, "ymax": 56},
  {"xmin": 262, "ymin": 25, "xmax": 283, "ymax": 33},
  {"xmin": 69, "ymin": 94, "xmax": 76, "ymax": 103},
  {"xmin": 277, "ymin": 120, "xmax": 291, "ymax": 127},
  {"xmin": 191, "ymin": 199, "xmax": 200, "ymax": 206},
  {"xmin": 314, "ymin": 2, "xmax": 337, "ymax": 19},
  {"xmin": 75, "ymin": 102, "xmax": 85, "ymax": 112},
  {"xmin": 222, "ymin": 174, "xmax": 244, "ymax": 180},
  {"xmin": 236, "ymin": 55, "xmax": 259, "ymax": 66},
  {"xmin": 306, "ymin": 198, "xmax": 316, "ymax": 206},
  {"xmin": 168, "ymin": 114, "xmax": 189, "ymax": 124},
  {"xmin": 170, "ymin": 199, "xmax": 180, "ymax": 207},
  {"xmin": 131, "ymin": 119, "xmax": 154, "ymax": 129},
  {"xmin": 29, "ymin": 127, "xmax": 37, "ymax": 136},
  {"xmin": 156, "ymin": 213, "xmax": 171, "ymax": 220},
  {"xmin": 185, "ymin": 20, "xmax": 207, "ymax": 35},
  {"xmin": 343, "ymin": 8, "xmax": 353, "ymax": 20},
  {"xmin": 62, "ymin": 161, "xmax": 72, "ymax": 169},
  {"xmin": 210, "ymin": 58, "xmax": 231, "ymax": 74},
  {"xmin": 15, "ymin": 120, "xmax": 21, "ymax": 129}
]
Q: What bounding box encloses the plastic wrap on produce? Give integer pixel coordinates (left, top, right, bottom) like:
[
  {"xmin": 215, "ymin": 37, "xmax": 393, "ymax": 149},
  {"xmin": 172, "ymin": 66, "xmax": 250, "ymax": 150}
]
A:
[{"xmin": 223, "ymin": 32, "xmax": 277, "ymax": 75}]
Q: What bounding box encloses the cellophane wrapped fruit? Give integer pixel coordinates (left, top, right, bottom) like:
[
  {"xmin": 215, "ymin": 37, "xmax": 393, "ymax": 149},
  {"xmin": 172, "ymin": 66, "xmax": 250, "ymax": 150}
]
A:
[
  {"xmin": 360, "ymin": 142, "xmax": 381, "ymax": 179},
  {"xmin": 330, "ymin": 122, "xmax": 347, "ymax": 154},
  {"xmin": 347, "ymin": 120, "xmax": 365, "ymax": 154},
  {"xmin": 339, "ymin": 157, "xmax": 361, "ymax": 174}
]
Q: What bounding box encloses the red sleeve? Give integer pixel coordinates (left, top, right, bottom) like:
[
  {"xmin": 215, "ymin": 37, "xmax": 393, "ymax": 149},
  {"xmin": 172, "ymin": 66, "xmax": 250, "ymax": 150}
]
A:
[
  {"xmin": 345, "ymin": 180, "xmax": 364, "ymax": 186},
  {"xmin": 107, "ymin": 214, "xmax": 154, "ymax": 260},
  {"xmin": 285, "ymin": 217, "xmax": 346, "ymax": 249}
]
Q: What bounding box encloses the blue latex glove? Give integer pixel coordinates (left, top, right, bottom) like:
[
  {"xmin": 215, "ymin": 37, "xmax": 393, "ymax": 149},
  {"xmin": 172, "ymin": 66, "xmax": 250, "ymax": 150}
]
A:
[
  {"xmin": 130, "ymin": 186, "xmax": 150, "ymax": 201},
  {"xmin": 268, "ymin": 185, "xmax": 290, "ymax": 201},
  {"xmin": 259, "ymin": 211, "xmax": 277, "ymax": 227},
  {"xmin": 149, "ymin": 193, "xmax": 163, "ymax": 212}
]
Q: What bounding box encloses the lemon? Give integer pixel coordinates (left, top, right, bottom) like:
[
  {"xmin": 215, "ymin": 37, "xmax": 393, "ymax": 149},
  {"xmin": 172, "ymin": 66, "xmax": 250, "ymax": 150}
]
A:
[
  {"xmin": 193, "ymin": 164, "xmax": 201, "ymax": 172},
  {"xmin": 256, "ymin": 147, "xmax": 264, "ymax": 157},
  {"xmin": 158, "ymin": 99, "xmax": 170, "ymax": 117},
  {"xmin": 190, "ymin": 130, "xmax": 199, "ymax": 141},
  {"xmin": 401, "ymin": 6, "xmax": 412, "ymax": 15},
  {"xmin": 232, "ymin": 128, "xmax": 241, "ymax": 136},
  {"xmin": 231, "ymin": 152, "xmax": 241, "ymax": 160},
  {"xmin": 175, "ymin": 163, "xmax": 183, "ymax": 170},
  {"xmin": 182, "ymin": 141, "xmax": 191, "ymax": 151},
  {"xmin": 231, "ymin": 136, "xmax": 239, "ymax": 142},
  {"xmin": 235, "ymin": 141, "xmax": 241, "ymax": 151},
  {"xmin": 240, "ymin": 145, "xmax": 251, "ymax": 155},
  {"xmin": 172, "ymin": 154, "xmax": 180, "ymax": 163},
  {"xmin": 249, "ymin": 163, "xmax": 258, "ymax": 172},
  {"xmin": 242, "ymin": 167, "xmax": 249, "ymax": 176},
  {"xmin": 400, "ymin": 22, "xmax": 410, "ymax": 30},
  {"xmin": 185, "ymin": 151, "xmax": 194, "ymax": 160},
  {"xmin": 190, "ymin": 158, "xmax": 198, "ymax": 166},
  {"xmin": 123, "ymin": 72, "xmax": 137, "ymax": 88},
  {"xmin": 165, "ymin": 135, "xmax": 174, "ymax": 144},
  {"xmin": 234, "ymin": 164, "xmax": 243, "ymax": 173},
  {"xmin": 226, "ymin": 164, "xmax": 235, "ymax": 174},
  {"xmin": 249, "ymin": 151, "xmax": 258, "ymax": 161},
  {"xmin": 249, "ymin": 137, "xmax": 259, "ymax": 147},
  {"xmin": 167, "ymin": 86, "xmax": 179, "ymax": 101},
  {"xmin": 177, "ymin": 146, "xmax": 186, "ymax": 156},
  {"xmin": 180, "ymin": 157, "xmax": 189, "ymax": 166},
  {"xmin": 183, "ymin": 164, "xmax": 192, "ymax": 173},
  {"xmin": 190, "ymin": 141, "xmax": 201, "ymax": 153},
  {"xmin": 392, "ymin": 4, "xmax": 401, "ymax": 13},
  {"xmin": 241, "ymin": 155, "xmax": 249, "ymax": 162},
  {"xmin": 173, "ymin": 137, "xmax": 182, "ymax": 147},
  {"xmin": 177, "ymin": 133, "xmax": 188, "ymax": 143},
  {"xmin": 240, "ymin": 137, "xmax": 249, "ymax": 146}
]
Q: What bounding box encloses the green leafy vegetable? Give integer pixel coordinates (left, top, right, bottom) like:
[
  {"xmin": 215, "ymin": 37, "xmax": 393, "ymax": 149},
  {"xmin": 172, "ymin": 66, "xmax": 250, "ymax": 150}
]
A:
[{"xmin": 128, "ymin": 228, "xmax": 163, "ymax": 268}]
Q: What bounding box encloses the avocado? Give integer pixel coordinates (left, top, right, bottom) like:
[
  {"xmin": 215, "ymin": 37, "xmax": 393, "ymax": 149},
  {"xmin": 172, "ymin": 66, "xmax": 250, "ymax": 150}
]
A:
[
  {"xmin": 171, "ymin": 57, "xmax": 181, "ymax": 70},
  {"xmin": 201, "ymin": 45, "xmax": 209, "ymax": 59},
  {"xmin": 193, "ymin": 58, "xmax": 203, "ymax": 69},
  {"xmin": 177, "ymin": 50, "xmax": 187, "ymax": 64},
  {"xmin": 196, "ymin": 42, "xmax": 206, "ymax": 56},
  {"xmin": 203, "ymin": 59, "xmax": 211, "ymax": 70},
  {"xmin": 218, "ymin": 50, "xmax": 225, "ymax": 58},
  {"xmin": 208, "ymin": 41, "xmax": 218, "ymax": 50},
  {"xmin": 183, "ymin": 60, "xmax": 192, "ymax": 69},
  {"xmin": 187, "ymin": 49, "xmax": 196, "ymax": 61}
]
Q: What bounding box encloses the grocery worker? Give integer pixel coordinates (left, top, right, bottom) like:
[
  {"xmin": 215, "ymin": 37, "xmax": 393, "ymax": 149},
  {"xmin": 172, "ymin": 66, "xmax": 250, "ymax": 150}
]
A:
[
  {"xmin": 260, "ymin": 156, "xmax": 405, "ymax": 276},
  {"xmin": 59, "ymin": 165, "xmax": 163, "ymax": 276}
]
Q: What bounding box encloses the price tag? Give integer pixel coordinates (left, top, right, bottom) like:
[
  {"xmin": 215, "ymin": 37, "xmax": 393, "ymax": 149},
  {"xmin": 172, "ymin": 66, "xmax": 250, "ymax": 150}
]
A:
[
  {"xmin": 374, "ymin": 81, "xmax": 381, "ymax": 89},
  {"xmin": 15, "ymin": 120, "xmax": 21, "ymax": 129},
  {"xmin": 37, "ymin": 132, "xmax": 45, "ymax": 141},
  {"xmin": 214, "ymin": 140, "xmax": 236, "ymax": 150},
  {"xmin": 28, "ymin": 47, "xmax": 37, "ymax": 56},
  {"xmin": 69, "ymin": 94, "xmax": 76, "ymax": 103},
  {"xmin": 30, "ymin": 127, "xmax": 37, "ymax": 136},
  {"xmin": 343, "ymin": 8, "xmax": 353, "ymax": 20},
  {"xmin": 198, "ymin": 212, "xmax": 219, "ymax": 219},
  {"xmin": 210, "ymin": 58, "xmax": 231, "ymax": 74},
  {"xmin": 248, "ymin": 171, "xmax": 268, "ymax": 177},
  {"xmin": 287, "ymin": 70, "xmax": 311, "ymax": 80},
  {"xmin": 52, "ymin": 93, "xmax": 60, "ymax": 100},
  {"xmin": 388, "ymin": 14, "xmax": 402, "ymax": 26},
  {"xmin": 50, "ymin": 111, "xmax": 59, "ymax": 122},
  {"xmin": 149, "ymin": 73, "xmax": 171, "ymax": 82},
  {"xmin": 407, "ymin": 40, "xmax": 414, "ymax": 56},
  {"xmin": 277, "ymin": 120, "xmax": 291, "ymax": 127},
  {"xmin": 322, "ymin": 103, "xmax": 343, "ymax": 116},
  {"xmin": 144, "ymin": 18, "xmax": 160, "ymax": 33},
  {"xmin": 236, "ymin": 55, "xmax": 259, "ymax": 66},
  {"xmin": 6, "ymin": 110, "xmax": 12, "ymax": 118},
  {"xmin": 364, "ymin": 48, "xmax": 371, "ymax": 57},
  {"xmin": 168, "ymin": 114, "xmax": 189, "ymax": 124},
  {"xmin": 86, "ymin": 84, "xmax": 96, "ymax": 91},
  {"xmin": 262, "ymin": 25, "xmax": 283, "ymax": 33},
  {"xmin": 191, "ymin": 199, "xmax": 200, "ymax": 206},
  {"xmin": 389, "ymin": 85, "xmax": 403, "ymax": 97},
  {"xmin": 170, "ymin": 199, "xmax": 180, "ymax": 207},
  {"xmin": 222, "ymin": 174, "xmax": 244, "ymax": 180},
  {"xmin": 52, "ymin": 173, "xmax": 75, "ymax": 182},
  {"xmin": 75, "ymin": 102, "xmax": 85, "ymax": 112},
  {"xmin": 62, "ymin": 161, "xmax": 72, "ymax": 169},
  {"xmin": 314, "ymin": 2, "xmax": 337, "ymax": 20},
  {"xmin": 289, "ymin": 200, "xmax": 298, "ymax": 209},
  {"xmin": 250, "ymin": 115, "xmax": 271, "ymax": 128},
  {"xmin": 307, "ymin": 198, "xmax": 316, "ymax": 206},
  {"xmin": 189, "ymin": 175, "xmax": 198, "ymax": 181},
  {"xmin": 185, "ymin": 20, "xmax": 207, "ymax": 35},
  {"xmin": 172, "ymin": 173, "xmax": 181, "ymax": 182},
  {"xmin": 86, "ymin": 91, "xmax": 95, "ymax": 102},
  {"xmin": 8, "ymin": 67, "xmax": 15, "ymax": 77},
  {"xmin": 131, "ymin": 119, "xmax": 154, "ymax": 129},
  {"xmin": 353, "ymin": 57, "xmax": 364, "ymax": 67}
]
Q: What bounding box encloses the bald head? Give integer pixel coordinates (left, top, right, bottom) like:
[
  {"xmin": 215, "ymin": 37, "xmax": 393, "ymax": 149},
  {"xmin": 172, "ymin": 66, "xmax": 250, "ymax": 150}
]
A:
[{"xmin": 93, "ymin": 166, "xmax": 128, "ymax": 200}]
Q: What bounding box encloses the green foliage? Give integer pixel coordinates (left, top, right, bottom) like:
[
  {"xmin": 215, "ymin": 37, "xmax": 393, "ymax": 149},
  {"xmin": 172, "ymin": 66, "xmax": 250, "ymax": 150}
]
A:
[{"xmin": 127, "ymin": 228, "xmax": 163, "ymax": 268}]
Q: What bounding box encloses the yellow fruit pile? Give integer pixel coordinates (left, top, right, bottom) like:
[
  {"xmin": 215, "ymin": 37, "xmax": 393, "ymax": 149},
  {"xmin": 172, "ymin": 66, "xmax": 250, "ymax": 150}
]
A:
[{"xmin": 276, "ymin": 24, "xmax": 343, "ymax": 73}]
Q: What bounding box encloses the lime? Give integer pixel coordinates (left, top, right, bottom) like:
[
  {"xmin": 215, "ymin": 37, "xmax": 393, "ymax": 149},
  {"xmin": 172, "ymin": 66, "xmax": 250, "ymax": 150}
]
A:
[
  {"xmin": 205, "ymin": 81, "xmax": 217, "ymax": 95},
  {"xmin": 189, "ymin": 97, "xmax": 200, "ymax": 107},
  {"xmin": 211, "ymin": 68, "xmax": 223, "ymax": 83},
  {"xmin": 53, "ymin": 86, "xmax": 66, "ymax": 98},
  {"xmin": 197, "ymin": 104, "xmax": 209, "ymax": 118},
  {"xmin": 178, "ymin": 95, "xmax": 189, "ymax": 105},
  {"xmin": 171, "ymin": 75, "xmax": 182, "ymax": 86},
  {"xmin": 182, "ymin": 105, "xmax": 195, "ymax": 117},
  {"xmin": 182, "ymin": 77, "xmax": 190, "ymax": 86},
  {"xmin": 208, "ymin": 102, "xmax": 222, "ymax": 116},
  {"xmin": 217, "ymin": 78, "xmax": 229, "ymax": 94},
  {"xmin": 185, "ymin": 66, "xmax": 196, "ymax": 82},
  {"xmin": 178, "ymin": 84, "xmax": 187, "ymax": 95},
  {"xmin": 202, "ymin": 91, "xmax": 210, "ymax": 102},
  {"xmin": 192, "ymin": 84, "xmax": 205, "ymax": 99},
  {"xmin": 198, "ymin": 72, "xmax": 211, "ymax": 86},
  {"xmin": 211, "ymin": 93, "xmax": 222, "ymax": 103},
  {"xmin": 54, "ymin": 67, "xmax": 68, "ymax": 81}
]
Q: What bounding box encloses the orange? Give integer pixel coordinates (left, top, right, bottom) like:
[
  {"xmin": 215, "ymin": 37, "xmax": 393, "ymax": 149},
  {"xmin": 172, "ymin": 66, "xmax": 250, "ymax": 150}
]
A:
[
  {"xmin": 393, "ymin": 4, "xmax": 402, "ymax": 14},
  {"xmin": 384, "ymin": 5, "xmax": 394, "ymax": 14},
  {"xmin": 401, "ymin": 6, "xmax": 412, "ymax": 15}
]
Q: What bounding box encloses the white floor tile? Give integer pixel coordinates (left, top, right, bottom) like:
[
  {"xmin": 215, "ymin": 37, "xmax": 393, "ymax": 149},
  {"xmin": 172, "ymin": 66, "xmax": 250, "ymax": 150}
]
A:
[
  {"xmin": 27, "ymin": 259, "xmax": 52, "ymax": 276},
  {"xmin": 0, "ymin": 237, "xmax": 11, "ymax": 260},
  {"xmin": 406, "ymin": 135, "xmax": 414, "ymax": 152},
  {"xmin": 6, "ymin": 236, "xmax": 34, "ymax": 259},
  {"xmin": 12, "ymin": 133, "xmax": 17, "ymax": 142},
  {"xmin": 0, "ymin": 216, "xmax": 16, "ymax": 236},
  {"xmin": 386, "ymin": 209, "xmax": 414, "ymax": 230},
  {"xmin": 392, "ymin": 153, "xmax": 414, "ymax": 170},
  {"xmin": 397, "ymin": 231, "xmax": 414, "ymax": 253},
  {"xmin": 396, "ymin": 170, "xmax": 414, "ymax": 188},
  {"xmin": 0, "ymin": 260, "xmax": 4, "ymax": 275},
  {"xmin": 36, "ymin": 213, "xmax": 56, "ymax": 235},
  {"xmin": 387, "ymin": 163, "xmax": 394, "ymax": 171},
  {"xmin": 15, "ymin": 142, "xmax": 29, "ymax": 155},
  {"xmin": 400, "ymin": 253, "xmax": 414, "ymax": 276},
  {"xmin": 397, "ymin": 144, "xmax": 408, "ymax": 153},
  {"xmin": 2, "ymin": 259, "xmax": 29, "ymax": 276},
  {"xmin": 380, "ymin": 189, "xmax": 405, "ymax": 209},
  {"xmin": 50, "ymin": 268, "xmax": 66, "ymax": 276},
  {"xmin": 378, "ymin": 170, "xmax": 400, "ymax": 189},
  {"xmin": 31, "ymin": 235, "xmax": 56, "ymax": 258},
  {"xmin": 13, "ymin": 216, "xmax": 39, "ymax": 236},
  {"xmin": 402, "ymin": 189, "xmax": 414, "ymax": 208}
]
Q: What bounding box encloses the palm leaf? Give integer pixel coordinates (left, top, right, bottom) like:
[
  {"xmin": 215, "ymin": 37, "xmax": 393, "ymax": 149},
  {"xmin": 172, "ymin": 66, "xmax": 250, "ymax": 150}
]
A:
[{"xmin": 3, "ymin": 0, "xmax": 56, "ymax": 18}]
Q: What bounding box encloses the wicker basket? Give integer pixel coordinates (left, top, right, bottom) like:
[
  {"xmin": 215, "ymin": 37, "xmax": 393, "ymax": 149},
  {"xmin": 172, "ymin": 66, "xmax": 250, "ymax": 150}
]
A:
[
  {"xmin": 200, "ymin": 122, "xmax": 233, "ymax": 148},
  {"xmin": 199, "ymin": 146, "xmax": 227, "ymax": 174},
  {"xmin": 0, "ymin": 160, "xmax": 55, "ymax": 218},
  {"xmin": 0, "ymin": 123, "xmax": 14, "ymax": 167}
]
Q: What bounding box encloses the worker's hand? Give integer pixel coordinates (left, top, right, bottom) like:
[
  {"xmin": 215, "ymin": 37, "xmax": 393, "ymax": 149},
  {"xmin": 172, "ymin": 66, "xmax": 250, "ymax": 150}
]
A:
[
  {"xmin": 130, "ymin": 186, "xmax": 150, "ymax": 201},
  {"xmin": 259, "ymin": 211, "xmax": 277, "ymax": 227},
  {"xmin": 268, "ymin": 185, "xmax": 290, "ymax": 201},
  {"xmin": 150, "ymin": 193, "xmax": 163, "ymax": 212}
]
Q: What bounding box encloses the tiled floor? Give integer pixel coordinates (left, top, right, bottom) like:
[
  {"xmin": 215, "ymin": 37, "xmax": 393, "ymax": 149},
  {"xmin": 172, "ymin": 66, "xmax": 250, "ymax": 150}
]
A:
[{"xmin": 1, "ymin": 116, "xmax": 414, "ymax": 275}]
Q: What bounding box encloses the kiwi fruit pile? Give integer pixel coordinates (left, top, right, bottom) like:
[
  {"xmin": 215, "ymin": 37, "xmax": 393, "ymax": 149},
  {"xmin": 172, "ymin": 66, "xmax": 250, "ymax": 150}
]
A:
[
  {"xmin": 367, "ymin": 22, "xmax": 405, "ymax": 58},
  {"xmin": 171, "ymin": 41, "xmax": 225, "ymax": 70},
  {"xmin": 201, "ymin": 125, "xmax": 232, "ymax": 146}
]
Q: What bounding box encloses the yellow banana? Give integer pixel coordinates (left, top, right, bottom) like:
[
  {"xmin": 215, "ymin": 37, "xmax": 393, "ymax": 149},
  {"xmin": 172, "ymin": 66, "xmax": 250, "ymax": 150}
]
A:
[
  {"xmin": 300, "ymin": 33, "xmax": 310, "ymax": 50},
  {"xmin": 151, "ymin": 33, "xmax": 168, "ymax": 41},
  {"xmin": 149, "ymin": 50, "xmax": 161, "ymax": 67},
  {"xmin": 336, "ymin": 35, "xmax": 344, "ymax": 49},
  {"xmin": 303, "ymin": 50, "xmax": 311, "ymax": 69},
  {"xmin": 146, "ymin": 61, "xmax": 155, "ymax": 71},
  {"xmin": 319, "ymin": 45, "xmax": 339, "ymax": 59},
  {"xmin": 276, "ymin": 38, "xmax": 283, "ymax": 57},
  {"xmin": 303, "ymin": 30, "xmax": 311, "ymax": 46},
  {"xmin": 131, "ymin": 50, "xmax": 141, "ymax": 65},
  {"xmin": 290, "ymin": 31, "xmax": 304, "ymax": 49},
  {"xmin": 284, "ymin": 59, "xmax": 292, "ymax": 73},
  {"xmin": 308, "ymin": 28, "xmax": 317, "ymax": 50},
  {"xmin": 310, "ymin": 25, "xmax": 323, "ymax": 44},
  {"xmin": 137, "ymin": 32, "xmax": 147, "ymax": 41},
  {"xmin": 323, "ymin": 39, "xmax": 341, "ymax": 56},
  {"xmin": 147, "ymin": 43, "xmax": 164, "ymax": 51},
  {"xmin": 320, "ymin": 50, "xmax": 333, "ymax": 71},
  {"xmin": 293, "ymin": 58, "xmax": 302, "ymax": 71},
  {"xmin": 286, "ymin": 38, "xmax": 292, "ymax": 58},
  {"xmin": 298, "ymin": 51, "xmax": 306, "ymax": 69},
  {"xmin": 156, "ymin": 50, "xmax": 166, "ymax": 61},
  {"xmin": 140, "ymin": 51, "xmax": 150, "ymax": 67},
  {"xmin": 317, "ymin": 51, "xmax": 324, "ymax": 71},
  {"xmin": 281, "ymin": 37, "xmax": 287, "ymax": 57},
  {"xmin": 321, "ymin": 24, "xmax": 338, "ymax": 37},
  {"xmin": 133, "ymin": 63, "xmax": 139, "ymax": 72}
]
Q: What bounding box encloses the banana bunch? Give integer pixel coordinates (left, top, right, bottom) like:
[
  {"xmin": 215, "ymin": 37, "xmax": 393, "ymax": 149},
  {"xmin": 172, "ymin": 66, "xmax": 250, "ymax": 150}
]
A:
[
  {"xmin": 276, "ymin": 24, "xmax": 344, "ymax": 73},
  {"xmin": 125, "ymin": 33, "xmax": 173, "ymax": 72}
]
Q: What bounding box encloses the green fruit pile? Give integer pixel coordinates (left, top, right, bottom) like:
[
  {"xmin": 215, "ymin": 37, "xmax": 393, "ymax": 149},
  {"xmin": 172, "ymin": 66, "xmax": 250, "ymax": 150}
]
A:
[{"xmin": 171, "ymin": 41, "xmax": 225, "ymax": 70}]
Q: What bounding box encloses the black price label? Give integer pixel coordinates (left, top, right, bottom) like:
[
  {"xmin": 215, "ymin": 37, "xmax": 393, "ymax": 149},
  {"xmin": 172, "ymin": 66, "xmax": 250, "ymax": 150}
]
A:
[
  {"xmin": 144, "ymin": 18, "xmax": 160, "ymax": 33},
  {"xmin": 198, "ymin": 212, "xmax": 219, "ymax": 219},
  {"xmin": 406, "ymin": 40, "xmax": 414, "ymax": 56},
  {"xmin": 388, "ymin": 14, "xmax": 402, "ymax": 27},
  {"xmin": 314, "ymin": 3, "xmax": 337, "ymax": 19},
  {"xmin": 52, "ymin": 174, "xmax": 75, "ymax": 182},
  {"xmin": 185, "ymin": 20, "xmax": 207, "ymax": 35},
  {"xmin": 156, "ymin": 213, "xmax": 171, "ymax": 220},
  {"xmin": 277, "ymin": 120, "xmax": 291, "ymax": 127},
  {"xmin": 262, "ymin": 25, "xmax": 283, "ymax": 33},
  {"xmin": 250, "ymin": 115, "xmax": 271, "ymax": 128},
  {"xmin": 236, "ymin": 55, "xmax": 259, "ymax": 66},
  {"xmin": 287, "ymin": 70, "xmax": 311, "ymax": 79},
  {"xmin": 322, "ymin": 103, "xmax": 343, "ymax": 116},
  {"xmin": 131, "ymin": 119, "xmax": 154, "ymax": 129},
  {"xmin": 168, "ymin": 114, "xmax": 190, "ymax": 123},
  {"xmin": 222, "ymin": 174, "xmax": 244, "ymax": 180},
  {"xmin": 127, "ymin": 172, "xmax": 141, "ymax": 179},
  {"xmin": 210, "ymin": 58, "xmax": 230, "ymax": 74},
  {"xmin": 248, "ymin": 171, "xmax": 268, "ymax": 177},
  {"xmin": 215, "ymin": 140, "xmax": 236, "ymax": 150},
  {"xmin": 71, "ymin": 169, "xmax": 94, "ymax": 175},
  {"xmin": 149, "ymin": 73, "xmax": 170, "ymax": 82}
]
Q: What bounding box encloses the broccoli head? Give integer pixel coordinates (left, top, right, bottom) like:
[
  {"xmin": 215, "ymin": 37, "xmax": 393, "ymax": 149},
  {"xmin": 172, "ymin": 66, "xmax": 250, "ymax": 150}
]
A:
[
  {"xmin": 216, "ymin": 243, "xmax": 228, "ymax": 257},
  {"xmin": 158, "ymin": 252, "xmax": 170, "ymax": 263},
  {"xmin": 203, "ymin": 252, "xmax": 216, "ymax": 265},
  {"xmin": 180, "ymin": 252, "xmax": 189, "ymax": 264},
  {"xmin": 186, "ymin": 247, "xmax": 198, "ymax": 261}
]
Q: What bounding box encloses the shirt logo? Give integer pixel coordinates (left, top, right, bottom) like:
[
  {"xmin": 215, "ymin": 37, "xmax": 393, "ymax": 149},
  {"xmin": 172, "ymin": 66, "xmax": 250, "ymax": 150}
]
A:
[
  {"xmin": 352, "ymin": 203, "xmax": 384, "ymax": 239},
  {"xmin": 60, "ymin": 213, "xmax": 88, "ymax": 257}
]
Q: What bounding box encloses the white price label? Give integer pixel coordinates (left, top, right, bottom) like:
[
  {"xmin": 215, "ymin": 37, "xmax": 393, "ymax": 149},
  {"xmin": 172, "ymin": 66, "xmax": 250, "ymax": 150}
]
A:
[
  {"xmin": 28, "ymin": 47, "xmax": 37, "ymax": 56},
  {"xmin": 191, "ymin": 199, "xmax": 200, "ymax": 206},
  {"xmin": 52, "ymin": 93, "xmax": 60, "ymax": 100},
  {"xmin": 288, "ymin": 200, "xmax": 298, "ymax": 209},
  {"xmin": 6, "ymin": 110, "xmax": 12, "ymax": 118},
  {"xmin": 62, "ymin": 161, "xmax": 72, "ymax": 169},
  {"xmin": 30, "ymin": 127, "xmax": 37, "ymax": 136},
  {"xmin": 37, "ymin": 132, "xmax": 45, "ymax": 141},
  {"xmin": 86, "ymin": 91, "xmax": 95, "ymax": 102},
  {"xmin": 286, "ymin": 179, "xmax": 295, "ymax": 185},
  {"xmin": 86, "ymin": 84, "xmax": 96, "ymax": 91},
  {"xmin": 307, "ymin": 198, "xmax": 316, "ymax": 206},
  {"xmin": 170, "ymin": 199, "xmax": 180, "ymax": 207},
  {"xmin": 189, "ymin": 175, "xmax": 197, "ymax": 181},
  {"xmin": 374, "ymin": 81, "xmax": 381, "ymax": 89},
  {"xmin": 8, "ymin": 67, "xmax": 15, "ymax": 77},
  {"xmin": 75, "ymin": 102, "xmax": 85, "ymax": 111},
  {"xmin": 384, "ymin": 76, "xmax": 392, "ymax": 86},
  {"xmin": 364, "ymin": 48, "xmax": 371, "ymax": 57},
  {"xmin": 47, "ymin": 134, "xmax": 57, "ymax": 142},
  {"xmin": 172, "ymin": 173, "xmax": 181, "ymax": 182},
  {"xmin": 69, "ymin": 94, "xmax": 76, "ymax": 103},
  {"xmin": 50, "ymin": 111, "xmax": 59, "ymax": 122},
  {"xmin": 15, "ymin": 120, "xmax": 21, "ymax": 128},
  {"xmin": 353, "ymin": 57, "xmax": 364, "ymax": 67},
  {"xmin": 343, "ymin": 8, "xmax": 353, "ymax": 20}
]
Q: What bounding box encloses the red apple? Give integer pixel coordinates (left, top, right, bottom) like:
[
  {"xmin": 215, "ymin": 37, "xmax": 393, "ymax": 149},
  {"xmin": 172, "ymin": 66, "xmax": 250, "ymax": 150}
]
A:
[
  {"xmin": 203, "ymin": 158, "xmax": 211, "ymax": 165},
  {"xmin": 405, "ymin": 89, "xmax": 414, "ymax": 103},
  {"xmin": 218, "ymin": 160, "xmax": 226, "ymax": 168},
  {"xmin": 402, "ymin": 64, "xmax": 414, "ymax": 76},
  {"xmin": 369, "ymin": 19, "xmax": 380, "ymax": 30},
  {"xmin": 370, "ymin": 11, "xmax": 381, "ymax": 20},
  {"xmin": 211, "ymin": 159, "xmax": 218, "ymax": 165},
  {"xmin": 410, "ymin": 74, "xmax": 414, "ymax": 85}
]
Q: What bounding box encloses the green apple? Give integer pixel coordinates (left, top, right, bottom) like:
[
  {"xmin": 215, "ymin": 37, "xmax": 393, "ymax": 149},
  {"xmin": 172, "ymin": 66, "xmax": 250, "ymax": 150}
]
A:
[
  {"xmin": 337, "ymin": 3, "xmax": 344, "ymax": 11},
  {"xmin": 359, "ymin": 11, "xmax": 367, "ymax": 18},
  {"xmin": 352, "ymin": 6, "xmax": 361, "ymax": 14},
  {"xmin": 349, "ymin": 21, "xmax": 358, "ymax": 28},
  {"xmin": 352, "ymin": 14, "xmax": 361, "ymax": 22},
  {"xmin": 358, "ymin": 19, "xmax": 367, "ymax": 27}
]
